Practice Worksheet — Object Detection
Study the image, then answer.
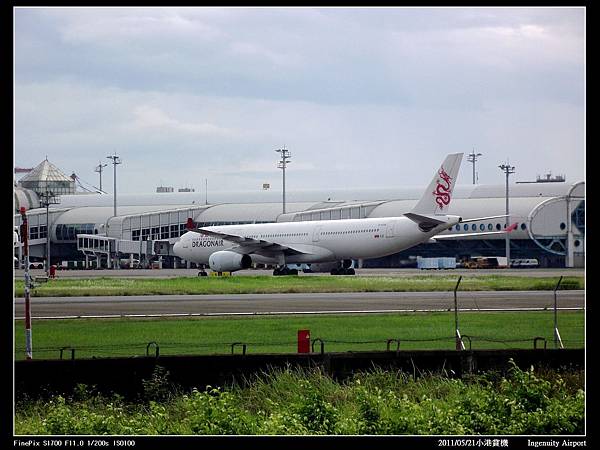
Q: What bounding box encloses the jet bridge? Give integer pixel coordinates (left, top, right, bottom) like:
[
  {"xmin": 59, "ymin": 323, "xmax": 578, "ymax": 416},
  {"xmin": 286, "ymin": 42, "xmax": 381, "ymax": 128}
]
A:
[{"xmin": 76, "ymin": 234, "xmax": 159, "ymax": 268}]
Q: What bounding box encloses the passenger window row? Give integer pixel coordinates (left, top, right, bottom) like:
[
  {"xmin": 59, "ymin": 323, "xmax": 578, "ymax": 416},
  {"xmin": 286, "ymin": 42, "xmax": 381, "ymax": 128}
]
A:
[{"xmin": 453, "ymin": 223, "xmax": 528, "ymax": 232}]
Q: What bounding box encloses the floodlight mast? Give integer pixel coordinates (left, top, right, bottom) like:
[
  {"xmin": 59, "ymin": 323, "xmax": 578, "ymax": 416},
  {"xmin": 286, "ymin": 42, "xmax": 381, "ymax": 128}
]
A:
[
  {"xmin": 276, "ymin": 147, "xmax": 292, "ymax": 214},
  {"xmin": 106, "ymin": 153, "xmax": 122, "ymax": 217},
  {"xmin": 499, "ymin": 162, "xmax": 516, "ymax": 264},
  {"xmin": 467, "ymin": 150, "xmax": 482, "ymax": 185},
  {"xmin": 95, "ymin": 162, "xmax": 108, "ymax": 192}
]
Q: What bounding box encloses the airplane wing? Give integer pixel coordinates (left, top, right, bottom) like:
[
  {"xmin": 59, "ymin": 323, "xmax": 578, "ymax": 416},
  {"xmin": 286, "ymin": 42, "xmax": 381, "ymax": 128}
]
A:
[
  {"xmin": 184, "ymin": 222, "xmax": 308, "ymax": 257},
  {"xmin": 432, "ymin": 222, "xmax": 518, "ymax": 241}
]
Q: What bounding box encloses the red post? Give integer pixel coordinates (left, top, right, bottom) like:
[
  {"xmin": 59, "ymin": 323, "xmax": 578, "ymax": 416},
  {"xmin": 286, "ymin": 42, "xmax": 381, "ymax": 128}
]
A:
[
  {"xmin": 20, "ymin": 207, "xmax": 32, "ymax": 360},
  {"xmin": 298, "ymin": 329, "xmax": 310, "ymax": 353}
]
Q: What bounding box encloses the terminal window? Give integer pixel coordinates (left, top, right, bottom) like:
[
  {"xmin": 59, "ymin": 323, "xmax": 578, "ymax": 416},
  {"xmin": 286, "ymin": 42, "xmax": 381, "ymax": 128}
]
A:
[{"xmin": 160, "ymin": 226, "xmax": 169, "ymax": 239}]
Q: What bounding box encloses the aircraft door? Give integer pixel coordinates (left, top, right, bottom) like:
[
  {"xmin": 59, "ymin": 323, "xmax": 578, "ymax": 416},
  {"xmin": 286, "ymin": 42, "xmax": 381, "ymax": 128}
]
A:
[
  {"xmin": 312, "ymin": 226, "xmax": 323, "ymax": 242},
  {"xmin": 386, "ymin": 221, "xmax": 397, "ymax": 238},
  {"xmin": 393, "ymin": 221, "xmax": 403, "ymax": 236}
]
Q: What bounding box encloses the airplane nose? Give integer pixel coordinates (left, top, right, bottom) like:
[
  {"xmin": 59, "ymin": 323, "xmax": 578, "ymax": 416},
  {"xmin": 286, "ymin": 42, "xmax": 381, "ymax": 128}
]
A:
[{"xmin": 173, "ymin": 240, "xmax": 181, "ymax": 255}]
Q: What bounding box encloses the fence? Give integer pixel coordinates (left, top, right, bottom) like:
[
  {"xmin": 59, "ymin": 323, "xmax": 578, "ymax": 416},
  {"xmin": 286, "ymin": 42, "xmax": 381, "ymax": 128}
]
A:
[
  {"xmin": 14, "ymin": 275, "xmax": 584, "ymax": 360},
  {"xmin": 17, "ymin": 331, "xmax": 585, "ymax": 361}
]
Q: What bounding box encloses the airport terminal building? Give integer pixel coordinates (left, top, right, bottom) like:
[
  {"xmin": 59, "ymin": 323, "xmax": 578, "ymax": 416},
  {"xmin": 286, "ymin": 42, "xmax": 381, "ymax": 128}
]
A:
[{"xmin": 14, "ymin": 159, "xmax": 585, "ymax": 270}]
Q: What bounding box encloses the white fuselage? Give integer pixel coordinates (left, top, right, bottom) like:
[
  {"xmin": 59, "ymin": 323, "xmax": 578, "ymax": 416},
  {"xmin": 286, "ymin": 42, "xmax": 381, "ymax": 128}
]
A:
[{"xmin": 173, "ymin": 215, "xmax": 460, "ymax": 266}]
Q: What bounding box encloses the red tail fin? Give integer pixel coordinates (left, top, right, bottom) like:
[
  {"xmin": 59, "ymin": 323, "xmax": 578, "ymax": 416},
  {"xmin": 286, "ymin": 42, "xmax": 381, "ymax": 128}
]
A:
[{"xmin": 186, "ymin": 218, "xmax": 195, "ymax": 230}]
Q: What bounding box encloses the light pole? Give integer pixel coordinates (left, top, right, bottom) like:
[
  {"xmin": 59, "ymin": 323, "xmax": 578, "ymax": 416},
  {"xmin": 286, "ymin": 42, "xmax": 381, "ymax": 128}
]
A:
[
  {"xmin": 467, "ymin": 150, "xmax": 482, "ymax": 185},
  {"xmin": 276, "ymin": 147, "xmax": 292, "ymax": 214},
  {"xmin": 39, "ymin": 187, "xmax": 60, "ymax": 275},
  {"xmin": 499, "ymin": 162, "xmax": 515, "ymax": 265},
  {"xmin": 106, "ymin": 153, "xmax": 122, "ymax": 217},
  {"xmin": 95, "ymin": 161, "xmax": 108, "ymax": 192}
]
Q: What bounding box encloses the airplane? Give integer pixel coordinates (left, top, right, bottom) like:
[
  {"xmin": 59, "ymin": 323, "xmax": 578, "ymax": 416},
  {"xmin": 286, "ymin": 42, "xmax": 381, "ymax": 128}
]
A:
[{"xmin": 173, "ymin": 153, "xmax": 515, "ymax": 276}]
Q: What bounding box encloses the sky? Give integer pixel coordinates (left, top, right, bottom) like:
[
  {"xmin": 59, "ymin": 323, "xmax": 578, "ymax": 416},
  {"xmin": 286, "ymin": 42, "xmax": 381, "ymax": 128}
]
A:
[{"xmin": 13, "ymin": 7, "xmax": 585, "ymax": 196}]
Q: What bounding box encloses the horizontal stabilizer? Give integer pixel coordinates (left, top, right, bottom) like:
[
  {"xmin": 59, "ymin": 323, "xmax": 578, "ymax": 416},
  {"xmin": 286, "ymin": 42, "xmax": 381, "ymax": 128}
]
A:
[
  {"xmin": 404, "ymin": 212, "xmax": 448, "ymax": 232},
  {"xmin": 404, "ymin": 212, "xmax": 446, "ymax": 226}
]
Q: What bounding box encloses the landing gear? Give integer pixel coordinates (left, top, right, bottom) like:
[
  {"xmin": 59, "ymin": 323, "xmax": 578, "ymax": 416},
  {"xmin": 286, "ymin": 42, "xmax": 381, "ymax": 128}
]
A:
[
  {"xmin": 330, "ymin": 259, "xmax": 356, "ymax": 275},
  {"xmin": 198, "ymin": 270, "xmax": 208, "ymax": 276},
  {"xmin": 273, "ymin": 267, "xmax": 299, "ymax": 276}
]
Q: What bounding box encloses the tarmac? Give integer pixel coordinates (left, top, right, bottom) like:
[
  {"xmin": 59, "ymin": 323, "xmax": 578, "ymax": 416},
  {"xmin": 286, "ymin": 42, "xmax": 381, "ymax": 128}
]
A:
[{"xmin": 14, "ymin": 267, "xmax": 585, "ymax": 279}]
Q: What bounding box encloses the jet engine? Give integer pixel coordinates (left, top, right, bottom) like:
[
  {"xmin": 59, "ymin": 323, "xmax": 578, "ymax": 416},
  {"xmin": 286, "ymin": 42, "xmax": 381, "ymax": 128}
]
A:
[{"xmin": 208, "ymin": 251, "xmax": 252, "ymax": 272}]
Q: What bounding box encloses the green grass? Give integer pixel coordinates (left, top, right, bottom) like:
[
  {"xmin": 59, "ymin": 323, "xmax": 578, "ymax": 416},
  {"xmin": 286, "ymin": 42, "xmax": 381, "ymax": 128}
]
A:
[
  {"xmin": 14, "ymin": 311, "xmax": 584, "ymax": 360},
  {"xmin": 14, "ymin": 275, "xmax": 584, "ymax": 297},
  {"xmin": 15, "ymin": 365, "xmax": 585, "ymax": 435}
]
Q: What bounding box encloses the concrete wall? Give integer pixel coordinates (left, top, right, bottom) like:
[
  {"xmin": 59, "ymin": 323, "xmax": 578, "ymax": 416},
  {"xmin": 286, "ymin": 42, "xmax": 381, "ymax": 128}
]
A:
[{"xmin": 15, "ymin": 349, "xmax": 583, "ymax": 399}]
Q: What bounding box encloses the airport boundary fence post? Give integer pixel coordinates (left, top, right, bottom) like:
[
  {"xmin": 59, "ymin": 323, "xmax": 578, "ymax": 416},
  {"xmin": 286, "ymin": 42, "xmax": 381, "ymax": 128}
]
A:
[
  {"xmin": 554, "ymin": 276, "xmax": 564, "ymax": 349},
  {"xmin": 311, "ymin": 338, "xmax": 325, "ymax": 354},
  {"xmin": 454, "ymin": 276, "xmax": 465, "ymax": 350},
  {"xmin": 231, "ymin": 343, "xmax": 247, "ymax": 355},
  {"xmin": 146, "ymin": 342, "xmax": 160, "ymax": 358},
  {"xmin": 533, "ymin": 337, "xmax": 547, "ymax": 350}
]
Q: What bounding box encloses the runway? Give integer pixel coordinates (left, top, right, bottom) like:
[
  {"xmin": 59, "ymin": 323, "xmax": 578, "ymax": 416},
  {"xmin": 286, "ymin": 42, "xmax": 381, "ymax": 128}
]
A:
[{"xmin": 14, "ymin": 290, "xmax": 585, "ymax": 320}]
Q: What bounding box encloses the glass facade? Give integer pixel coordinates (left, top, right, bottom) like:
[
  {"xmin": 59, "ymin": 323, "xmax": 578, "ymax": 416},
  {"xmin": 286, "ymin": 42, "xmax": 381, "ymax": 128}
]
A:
[
  {"xmin": 55, "ymin": 223, "xmax": 95, "ymax": 241},
  {"xmin": 572, "ymin": 201, "xmax": 585, "ymax": 235},
  {"xmin": 126, "ymin": 220, "xmax": 273, "ymax": 241},
  {"xmin": 129, "ymin": 222, "xmax": 194, "ymax": 241}
]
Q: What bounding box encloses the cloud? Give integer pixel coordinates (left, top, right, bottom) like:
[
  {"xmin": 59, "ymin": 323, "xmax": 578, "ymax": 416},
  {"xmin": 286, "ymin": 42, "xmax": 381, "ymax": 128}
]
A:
[
  {"xmin": 16, "ymin": 8, "xmax": 583, "ymax": 106},
  {"xmin": 129, "ymin": 105, "xmax": 234, "ymax": 136},
  {"xmin": 13, "ymin": 7, "xmax": 585, "ymax": 194}
]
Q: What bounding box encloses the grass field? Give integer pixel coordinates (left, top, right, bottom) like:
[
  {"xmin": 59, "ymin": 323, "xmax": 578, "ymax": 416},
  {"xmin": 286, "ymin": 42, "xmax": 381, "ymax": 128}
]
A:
[
  {"xmin": 14, "ymin": 311, "xmax": 584, "ymax": 360},
  {"xmin": 14, "ymin": 274, "xmax": 584, "ymax": 297}
]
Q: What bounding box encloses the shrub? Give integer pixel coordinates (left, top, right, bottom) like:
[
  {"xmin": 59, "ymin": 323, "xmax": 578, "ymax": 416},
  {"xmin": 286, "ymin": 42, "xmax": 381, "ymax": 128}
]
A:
[
  {"xmin": 16, "ymin": 365, "xmax": 585, "ymax": 435},
  {"xmin": 182, "ymin": 387, "xmax": 257, "ymax": 435}
]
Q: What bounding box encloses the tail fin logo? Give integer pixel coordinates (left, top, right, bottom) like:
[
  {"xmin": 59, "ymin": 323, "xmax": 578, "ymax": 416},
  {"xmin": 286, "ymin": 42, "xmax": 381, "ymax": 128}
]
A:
[{"xmin": 433, "ymin": 167, "xmax": 453, "ymax": 209}]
